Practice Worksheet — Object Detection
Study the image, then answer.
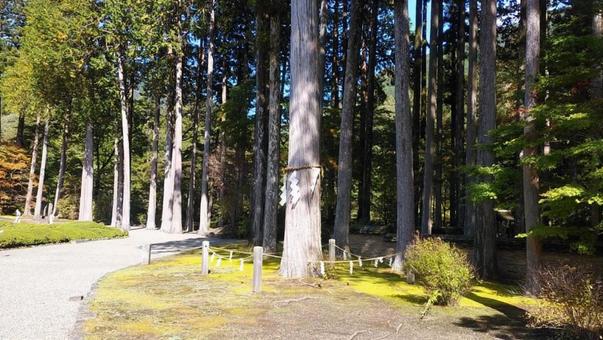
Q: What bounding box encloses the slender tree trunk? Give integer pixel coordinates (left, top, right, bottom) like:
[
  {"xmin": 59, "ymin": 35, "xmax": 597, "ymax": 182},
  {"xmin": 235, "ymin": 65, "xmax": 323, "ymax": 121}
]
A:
[
  {"xmin": 392, "ymin": 0, "xmax": 415, "ymax": 273},
  {"xmin": 263, "ymin": 10, "xmax": 281, "ymax": 254},
  {"xmin": 199, "ymin": 0, "xmax": 216, "ymax": 235},
  {"xmin": 52, "ymin": 119, "xmax": 69, "ymax": 217},
  {"xmin": 434, "ymin": 2, "xmax": 444, "ymax": 230},
  {"xmin": 24, "ymin": 113, "xmax": 41, "ymax": 216},
  {"xmin": 280, "ymin": 0, "xmax": 323, "ymax": 278},
  {"xmin": 218, "ymin": 63, "xmax": 227, "ymax": 227},
  {"xmin": 523, "ymin": 0, "xmax": 542, "ymax": 293},
  {"xmin": 358, "ymin": 0, "xmax": 379, "ymax": 225},
  {"xmin": 78, "ymin": 122, "xmax": 94, "ymax": 221},
  {"xmin": 110, "ymin": 138, "xmax": 121, "ymax": 227},
  {"xmin": 412, "ymin": 0, "xmax": 424, "ymax": 224},
  {"xmin": 251, "ymin": 3, "xmax": 269, "ymax": 244},
  {"xmin": 333, "ymin": 0, "xmax": 361, "ymax": 249},
  {"xmin": 331, "ymin": 0, "xmax": 340, "ymax": 107},
  {"xmin": 117, "ymin": 49, "xmax": 131, "ymax": 230},
  {"xmin": 474, "ymin": 0, "xmax": 497, "ymax": 279},
  {"xmin": 421, "ymin": 0, "xmax": 439, "ymax": 236},
  {"xmin": 454, "ymin": 0, "xmax": 466, "ymax": 229},
  {"xmin": 186, "ymin": 43, "xmax": 205, "ymax": 232},
  {"xmin": 464, "ymin": 0, "xmax": 478, "ymax": 237},
  {"xmin": 34, "ymin": 119, "xmax": 49, "ymax": 219},
  {"xmin": 160, "ymin": 92, "xmax": 175, "ymax": 231},
  {"xmin": 16, "ymin": 112, "xmax": 25, "ymax": 147},
  {"xmin": 592, "ymin": 6, "xmax": 602, "ymax": 226},
  {"xmin": 146, "ymin": 99, "xmax": 160, "ymax": 229},
  {"xmin": 167, "ymin": 51, "xmax": 184, "ymax": 234}
]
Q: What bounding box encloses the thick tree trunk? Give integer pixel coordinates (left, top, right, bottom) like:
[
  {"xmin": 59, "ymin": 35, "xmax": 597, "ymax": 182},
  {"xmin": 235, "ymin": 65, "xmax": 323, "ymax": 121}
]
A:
[
  {"xmin": 331, "ymin": 0, "xmax": 340, "ymax": 107},
  {"xmin": 464, "ymin": 0, "xmax": 478, "ymax": 237},
  {"xmin": 319, "ymin": 0, "xmax": 328, "ymax": 102},
  {"xmin": 454, "ymin": 0, "xmax": 466, "ymax": 229},
  {"xmin": 52, "ymin": 119, "xmax": 69, "ymax": 217},
  {"xmin": 474, "ymin": 0, "xmax": 497, "ymax": 279},
  {"xmin": 199, "ymin": 0, "xmax": 216, "ymax": 236},
  {"xmin": 251, "ymin": 3, "xmax": 269, "ymax": 244},
  {"xmin": 523, "ymin": 0, "xmax": 542, "ymax": 293},
  {"xmin": 117, "ymin": 49, "xmax": 131, "ymax": 231},
  {"xmin": 434, "ymin": 1, "xmax": 444, "ymax": 230},
  {"xmin": 160, "ymin": 94, "xmax": 175, "ymax": 231},
  {"xmin": 358, "ymin": 0, "xmax": 379, "ymax": 225},
  {"xmin": 33, "ymin": 118, "xmax": 49, "ymax": 219},
  {"xmin": 145, "ymin": 99, "xmax": 160, "ymax": 229},
  {"xmin": 421, "ymin": 0, "xmax": 439, "ymax": 236},
  {"xmin": 78, "ymin": 122, "xmax": 94, "ymax": 221},
  {"xmin": 24, "ymin": 113, "xmax": 41, "ymax": 216},
  {"xmin": 280, "ymin": 0, "xmax": 323, "ymax": 278},
  {"xmin": 263, "ymin": 11, "xmax": 281, "ymax": 254},
  {"xmin": 167, "ymin": 52, "xmax": 184, "ymax": 234},
  {"xmin": 333, "ymin": 0, "xmax": 361, "ymax": 249},
  {"xmin": 392, "ymin": 0, "xmax": 415, "ymax": 273},
  {"xmin": 412, "ymin": 0, "xmax": 424, "ymax": 225}
]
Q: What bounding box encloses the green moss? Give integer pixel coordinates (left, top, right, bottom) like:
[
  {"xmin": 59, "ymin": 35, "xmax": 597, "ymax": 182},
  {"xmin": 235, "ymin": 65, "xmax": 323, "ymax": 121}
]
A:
[{"xmin": 0, "ymin": 221, "xmax": 127, "ymax": 248}]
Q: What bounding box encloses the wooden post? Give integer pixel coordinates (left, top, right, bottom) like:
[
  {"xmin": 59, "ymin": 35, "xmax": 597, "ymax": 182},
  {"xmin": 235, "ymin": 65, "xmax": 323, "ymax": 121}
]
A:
[
  {"xmin": 142, "ymin": 244, "xmax": 151, "ymax": 265},
  {"xmin": 201, "ymin": 241, "xmax": 209, "ymax": 275},
  {"xmin": 328, "ymin": 239, "xmax": 336, "ymax": 262},
  {"xmin": 253, "ymin": 246, "xmax": 263, "ymax": 293}
]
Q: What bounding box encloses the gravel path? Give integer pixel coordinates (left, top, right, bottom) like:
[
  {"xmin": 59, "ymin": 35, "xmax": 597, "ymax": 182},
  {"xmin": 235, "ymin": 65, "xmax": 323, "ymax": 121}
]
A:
[{"xmin": 0, "ymin": 228, "xmax": 213, "ymax": 340}]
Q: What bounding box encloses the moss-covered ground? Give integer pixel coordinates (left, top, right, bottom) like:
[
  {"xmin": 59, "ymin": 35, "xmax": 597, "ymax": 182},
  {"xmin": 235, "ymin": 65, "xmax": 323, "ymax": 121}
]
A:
[
  {"xmin": 0, "ymin": 221, "xmax": 127, "ymax": 249},
  {"xmin": 79, "ymin": 244, "xmax": 553, "ymax": 339}
]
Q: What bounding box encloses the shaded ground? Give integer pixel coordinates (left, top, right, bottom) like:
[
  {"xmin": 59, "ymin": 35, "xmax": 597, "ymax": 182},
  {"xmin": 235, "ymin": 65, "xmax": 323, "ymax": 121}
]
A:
[
  {"xmin": 0, "ymin": 228, "xmax": 220, "ymax": 340},
  {"xmin": 78, "ymin": 247, "xmax": 551, "ymax": 339}
]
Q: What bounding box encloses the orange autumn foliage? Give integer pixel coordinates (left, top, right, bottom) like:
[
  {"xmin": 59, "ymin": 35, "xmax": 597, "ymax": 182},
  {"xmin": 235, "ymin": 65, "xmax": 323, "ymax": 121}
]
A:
[{"xmin": 0, "ymin": 143, "xmax": 31, "ymax": 214}]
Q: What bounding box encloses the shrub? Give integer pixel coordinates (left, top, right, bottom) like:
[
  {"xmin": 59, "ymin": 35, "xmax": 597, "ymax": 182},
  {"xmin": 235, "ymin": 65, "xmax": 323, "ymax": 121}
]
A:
[
  {"xmin": 404, "ymin": 237, "xmax": 474, "ymax": 306},
  {"xmin": 528, "ymin": 265, "xmax": 603, "ymax": 339}
]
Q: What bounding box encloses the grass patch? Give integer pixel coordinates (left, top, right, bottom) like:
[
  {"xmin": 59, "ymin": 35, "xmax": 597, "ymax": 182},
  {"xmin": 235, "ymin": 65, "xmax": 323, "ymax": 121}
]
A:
[
  {"xmin": 82, "ymin": 244, "xmax": 541, "ymax": 339},
  {"xmin": 0, "ymin": 221, "xmax": 127, "ymax": 249}
]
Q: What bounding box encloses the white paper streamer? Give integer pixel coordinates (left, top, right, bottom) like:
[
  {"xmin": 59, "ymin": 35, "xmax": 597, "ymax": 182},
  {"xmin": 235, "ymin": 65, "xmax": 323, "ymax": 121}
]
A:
[
  {"xmin": 210, "ymin": 253, "xmax": 215, "ymax": 262},
  {"xmin": 229, "ymin": 251, "xmax": 233, "ymax": 260},
  {"xmin": 216, "ymin": 257, "xmax": 222, "ymax": 267},
  {"xmin": 289, "ymin": 171, "xmax": 300, "ymax": 205},
  {"xmin": 349, "ymin": 261, "xmax": 354, "ymax": 274},
  {"xmin": 358, "ymin": 257, "xmax": 363, "ymax": 267},
  {"xmin": 239, "ymin": 259, "xmax": 244, "ymax": 271},
  {"xmin": 310, "ymin": 168, "xmax": 320, "ymax": 194},
  {"xmin": 279, "ymin": 177, "xmax": 287, "ymax": 206},
  {"xmin": 374, "ymin": 259, "xmax": 379, "ymax": 267},
  {"xmin": 388, "ymin": 258, "xmax": 393, "ymax": 267}
]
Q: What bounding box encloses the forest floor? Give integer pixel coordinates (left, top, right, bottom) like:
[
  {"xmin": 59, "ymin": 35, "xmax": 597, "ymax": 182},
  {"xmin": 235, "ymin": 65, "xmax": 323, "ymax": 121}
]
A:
[
  {"xmin": 77, "ymin": 244, "xmax": 554, "ymax": 340},
  {"xmin": 0, "ymin": 228, "xmax": 222, "ymax": 340}
]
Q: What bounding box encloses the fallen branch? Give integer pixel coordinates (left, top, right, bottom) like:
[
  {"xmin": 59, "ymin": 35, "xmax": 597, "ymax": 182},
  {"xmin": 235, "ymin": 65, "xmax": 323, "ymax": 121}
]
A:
[{"xmin": 348, "ymin": 329, "xmax": 368, "ymax": 340}]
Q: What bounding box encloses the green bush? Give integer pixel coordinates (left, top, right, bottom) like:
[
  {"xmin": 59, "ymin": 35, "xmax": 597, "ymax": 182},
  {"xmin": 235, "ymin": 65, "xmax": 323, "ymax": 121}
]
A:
[
  {"xmin": 404, "ymin": 237, "xmax": 474, "ymax": 306},
  {"xmin": 0, "ymin": 221, "xmax": 128, "ymax": 248}
]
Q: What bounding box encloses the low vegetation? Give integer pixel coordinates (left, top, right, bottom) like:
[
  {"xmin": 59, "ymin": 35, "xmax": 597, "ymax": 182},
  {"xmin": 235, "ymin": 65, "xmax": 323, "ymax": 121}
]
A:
[
  {"xmin": 0, "ymin": 221, "xmax": 127, "ymax": 249},
  {"xmin": 528, "ymin": 265, "xmax": 603, "ymax": 339},
  {"xmin": 404, "ymin": 238, "xmax": 474, "ymax": 306}
]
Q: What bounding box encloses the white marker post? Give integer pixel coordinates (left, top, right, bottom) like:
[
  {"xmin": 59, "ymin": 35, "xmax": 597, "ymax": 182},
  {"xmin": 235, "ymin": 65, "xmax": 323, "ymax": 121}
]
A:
[
  {"xmin": 201, "ymin": 241, "xmax": 210, "ymax": 275},
  {"xmin": 252, "ymin": 246, "xmax": 263, "ymax": 293},
  {"xmin": 142, "ymin": 244, "xmax": 151, "ymax": 265}
]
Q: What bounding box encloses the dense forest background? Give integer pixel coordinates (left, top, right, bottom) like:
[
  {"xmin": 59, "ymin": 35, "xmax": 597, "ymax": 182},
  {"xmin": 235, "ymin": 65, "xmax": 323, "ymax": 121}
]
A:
[{"xmin": 0, "ymin": 0, "xmax": 602, "ymax": 277}]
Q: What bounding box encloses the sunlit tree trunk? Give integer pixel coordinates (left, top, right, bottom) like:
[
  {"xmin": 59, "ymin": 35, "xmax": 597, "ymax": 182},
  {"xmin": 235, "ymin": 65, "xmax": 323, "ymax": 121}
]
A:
[
  {"xmin": 454, "ymin": 0, "xmax": 466, "ymax": 229},
  {"xmin": 434, "ymin": 1, "xmax": 444, "ymax": 230},
  {"xmin": 474, "ymin": 0, "xmax": 497, "ymax": 279},
  {"xmin": 24, "ymin": 113, "xmax": 41, "ymax": 216},
  {"xmin": 33, "ymin": 118, "xmax": 49, "ymax": 219},
  {"xmin": 199, "ymin": 0, "xmax": 216, "ymax": 236},
  {"xmin": 412, "ymin": 0, "xmax": 423, "ymax": 206},
  {"xmin": 421, "ymin": 0, "xmax": 439, "ymax": 236},
  {"xmin": 280, "ymin": 0, "xmax": 323, "ymax": 278},
  {"xmin": 78, "ymin": 122, "xmax": 94, "ymax": 221},
  {"xmin": 523, "ymin": 0, "xmax": 542, "ymax": 293},
  {"xmin": 166, "ymin": 51, "xmax": 184, "ymax": 234},
  {"xmin": 52, "ymin": 119, "xmax": 69, "ymax": 217},
  {"xmin": 334, "ymin": 0, "xmax": 361, "ymax": 249},
  {"xmin": 464, "ymin": 0, "xmax": 478, "ymax": 237},
  {"xmin": 392, "ymin": 0, "xmax": 415, "ymax": 273},
  {"xmin": 146, "ymin": 99, "xmax": 159, "ymax": 229},
  {"xmin": 117, "ymin": 48, "xmax": 130, "ymax": 231},
  {"xmin": 263, "ymin": 10, "xmax": 281, "ymax": 254},
  {"xmin": 110, "ymin": 138, "xmax": 121, "ymax": 227},
  {"xmin": 160, "ymin": 92, "xmax": 175, "ymax": 231},
  {"xmin": 358, "ymin": 0, "xmax": 379, "ymax": 225}
]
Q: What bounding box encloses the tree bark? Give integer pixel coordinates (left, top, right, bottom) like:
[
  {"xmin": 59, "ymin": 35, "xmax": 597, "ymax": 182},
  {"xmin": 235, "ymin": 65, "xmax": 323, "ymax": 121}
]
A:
[
  {"xmin": 251, "ymin": 2, "xmax": 269, "ymax": 244},
  {"xmin": 434, "ymin": 0, "xmax": 444, "ymax": 230},
  {"xmin": 280, "ymin": 0, "xmax": 323, "ymax": 278},
  {"xmin": 117, "ymin": 49, "xmax": 131, "ymax": 231},
  {"xmin": 160, "ymin": 84, "xmax": 175, "ymax": 232},
  {"xmin": 145, "ymin": 99, "xmax": 160, "ymax": 229},
  {"xmin": 52, "ymin": 119, "xmax": 69, "ymax": 217},
  {"xmin": 167, "ymin": 49, "xmax": 184, "ymax": 234},
  {"xmin": 16, "ymin": 112, "xmax": 25, "ymax": 147},
  {"xmin": 592, "ymin": 5, "xmax": 602, "ymax": 226},
  {"xmin": 34, "ymin": 118, "xmax": 49, "ymax": 219},
  {"xmin": 421, "ymin": 0, "xmax": 439, "ymax": 236},
  {"xmin": 333, "ymin": 0, "xmax": 361, "ymax": 249},
  {"xmin": 523, "ymin": 0, "xmax": 542, "ymax": 293},
  {"xmin": 24, "ymin": 113, "xmax": 41, "ymax": 216},
  {"xmin": 78, "ymin": 122, "xmax": 94, "ymax": 221},
  {"xmin": 474, "ymin": 0, "xmax": 497, "ymax": 279},
  {"xmin": 319, "ymin": 0, "xmax": 328, "ymax": 104},
  {"xmin": 392, "ymin": 0, "xmax": 415, "ymax": 273},
  {"xmin": 412, "ymin": 0, "xmax": 424, "ymax": 224},
  {"xmin": 331, "ymin": 0, "xmax": 340, "ymax": 107},
  {"xmin": 454, "ymin": 0, "xmax": 466, "ymax": 229},
  {"xmin": 110, "ymin": 138, "xmax": 121, "ymax": 227},
  {"xmin": 358, "ymin": 0, "xmax": 379, "ymax": 225},
  {"xmin": 464, "ymin": 0, "xmax": 478, "ymax": 237},
  {"xmin": 199, "ymin": 0, "xmax": 216, "ymax": 236},
  {"xmin": 262, "ymin": 10, "xmax": 281, "ymax": 254}
]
